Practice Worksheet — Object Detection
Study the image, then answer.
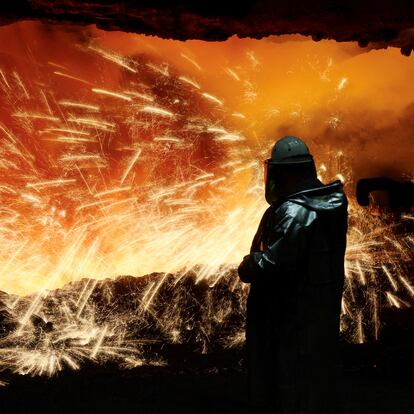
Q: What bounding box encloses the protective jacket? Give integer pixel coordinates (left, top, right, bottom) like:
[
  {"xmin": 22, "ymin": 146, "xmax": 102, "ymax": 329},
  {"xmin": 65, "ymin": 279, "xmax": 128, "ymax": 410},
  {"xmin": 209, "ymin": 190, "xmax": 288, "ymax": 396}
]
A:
[{"xmin": 238, "ymin": 180, "xmax": 348, "ymax": 414}]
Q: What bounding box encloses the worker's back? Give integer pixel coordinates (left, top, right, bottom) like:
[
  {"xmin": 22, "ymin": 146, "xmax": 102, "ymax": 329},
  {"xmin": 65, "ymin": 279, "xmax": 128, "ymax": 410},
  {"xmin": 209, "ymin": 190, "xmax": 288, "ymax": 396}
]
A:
[
  {"xmin": 285, "ymin": 180, "xmax": 348, "ymax": 414},
  {"xmin": 241, "ymin": 180, "xmax": 348, "ymax": 413}
]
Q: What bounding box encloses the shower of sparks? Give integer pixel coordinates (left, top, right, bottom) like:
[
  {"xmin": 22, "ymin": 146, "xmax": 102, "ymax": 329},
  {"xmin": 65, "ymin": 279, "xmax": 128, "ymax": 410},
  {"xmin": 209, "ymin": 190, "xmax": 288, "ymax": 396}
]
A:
[{"xmin": 0, "ymin": 34, "xmax": 412, "ymax": 383}]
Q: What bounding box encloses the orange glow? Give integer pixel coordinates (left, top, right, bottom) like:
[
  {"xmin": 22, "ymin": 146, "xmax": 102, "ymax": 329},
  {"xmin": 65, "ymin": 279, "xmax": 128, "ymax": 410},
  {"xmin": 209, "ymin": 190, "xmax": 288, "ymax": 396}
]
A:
[{"xmin": 0, "ymin": 21, "xmax": 413, "ymax": 296}]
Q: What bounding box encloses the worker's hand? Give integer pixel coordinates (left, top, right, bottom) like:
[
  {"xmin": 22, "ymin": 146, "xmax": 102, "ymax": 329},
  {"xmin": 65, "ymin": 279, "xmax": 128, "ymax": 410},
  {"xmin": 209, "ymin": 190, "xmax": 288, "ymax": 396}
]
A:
[{"xmin": 238, "ymin": 252, "xmax": 262, "ymax": 283}]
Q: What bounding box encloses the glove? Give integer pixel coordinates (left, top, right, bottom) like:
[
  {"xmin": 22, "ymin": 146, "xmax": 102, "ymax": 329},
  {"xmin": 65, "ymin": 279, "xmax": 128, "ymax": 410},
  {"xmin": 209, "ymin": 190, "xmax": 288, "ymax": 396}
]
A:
[{"xmin": 237, "ymin": 252, "xmax": 262, "ymax": 283}]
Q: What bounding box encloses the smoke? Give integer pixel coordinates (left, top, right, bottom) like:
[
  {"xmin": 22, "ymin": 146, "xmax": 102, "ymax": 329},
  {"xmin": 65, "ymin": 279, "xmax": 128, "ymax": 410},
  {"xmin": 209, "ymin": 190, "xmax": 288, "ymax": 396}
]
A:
[{"xmin": 266, "ymin": 101, "xmax": 414, "ymax": 183}]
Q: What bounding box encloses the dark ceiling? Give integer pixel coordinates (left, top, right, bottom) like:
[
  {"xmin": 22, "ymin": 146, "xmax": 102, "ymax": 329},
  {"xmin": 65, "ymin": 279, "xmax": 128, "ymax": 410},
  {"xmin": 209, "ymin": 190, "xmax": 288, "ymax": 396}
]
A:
[{"xmin": 2, "ymin": 1, "xmax": 414, "ymax": 55}]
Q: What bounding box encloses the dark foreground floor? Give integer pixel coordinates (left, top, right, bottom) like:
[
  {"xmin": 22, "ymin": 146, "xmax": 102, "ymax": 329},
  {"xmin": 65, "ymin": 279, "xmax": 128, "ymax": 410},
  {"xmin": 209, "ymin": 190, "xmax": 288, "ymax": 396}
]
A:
[
  {"xmin": 0, "ymin": 367, "xmax": 413, "ymax": 414},
  {"xmin": 2, "ymin": 307, "xmax": 414, "ymax": 414},
  {"xmin": 1, "ymin": 344, "xmax": 413, "ymax": 414}
]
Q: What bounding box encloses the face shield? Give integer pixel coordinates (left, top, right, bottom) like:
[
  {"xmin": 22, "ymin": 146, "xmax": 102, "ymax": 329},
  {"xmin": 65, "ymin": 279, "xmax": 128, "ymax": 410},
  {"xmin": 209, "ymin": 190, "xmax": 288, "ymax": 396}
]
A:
[
  {"xmin": 264, "ymin": 159, "xmax": 270, "ymax": 187},
  {"xmin": 264, "ymin": 159, "xmax": 279, "ymax": 205},
  {"xmin": 264, "ymin": 157, "xmax": 318, "ymax": 205}
]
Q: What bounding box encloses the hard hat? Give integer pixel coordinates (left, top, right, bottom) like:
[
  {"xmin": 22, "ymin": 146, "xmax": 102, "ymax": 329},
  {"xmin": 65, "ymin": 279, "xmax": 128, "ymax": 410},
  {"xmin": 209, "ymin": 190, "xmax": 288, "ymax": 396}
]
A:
[{"xmin": 269, "ymin": 136, "xmax": 313, "ymax": 165}]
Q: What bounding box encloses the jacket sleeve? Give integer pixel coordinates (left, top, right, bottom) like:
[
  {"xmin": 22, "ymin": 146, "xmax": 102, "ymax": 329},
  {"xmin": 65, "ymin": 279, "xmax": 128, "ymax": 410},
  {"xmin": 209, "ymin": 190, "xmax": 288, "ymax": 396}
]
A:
[
  {"xmin": 238, "ymin": 206, "xmax": 313, "ymax": 283},
  {"xmin": 249, "ymin": 206, "xmax": 273, "ymax": 253}
]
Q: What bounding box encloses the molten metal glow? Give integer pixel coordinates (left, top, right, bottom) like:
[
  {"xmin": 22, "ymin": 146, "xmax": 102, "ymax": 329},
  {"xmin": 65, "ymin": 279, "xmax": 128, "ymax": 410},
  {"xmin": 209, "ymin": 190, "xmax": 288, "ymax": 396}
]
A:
[{"xmin": 0, "ymin": 22, "xmax": 413, "ymax": 378}]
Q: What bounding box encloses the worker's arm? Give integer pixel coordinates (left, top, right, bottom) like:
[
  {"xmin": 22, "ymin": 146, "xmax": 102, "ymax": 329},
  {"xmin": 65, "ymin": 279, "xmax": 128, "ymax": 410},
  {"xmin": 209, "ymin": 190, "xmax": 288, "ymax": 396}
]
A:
[
  {"xmin": 249, "ymin": 206, "xmax": 273, "ymax": 253},
  {"xmin": 238, "ymin": 204, "xmax": 314, "ymax": 283}
]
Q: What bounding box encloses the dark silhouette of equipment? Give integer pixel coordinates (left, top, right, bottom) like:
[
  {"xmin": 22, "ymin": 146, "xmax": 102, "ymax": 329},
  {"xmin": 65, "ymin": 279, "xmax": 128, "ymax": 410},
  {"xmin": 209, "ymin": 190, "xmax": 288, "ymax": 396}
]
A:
[{"xmin": 356, "ymin": 177, "xmax": 414, "ymax": 209}]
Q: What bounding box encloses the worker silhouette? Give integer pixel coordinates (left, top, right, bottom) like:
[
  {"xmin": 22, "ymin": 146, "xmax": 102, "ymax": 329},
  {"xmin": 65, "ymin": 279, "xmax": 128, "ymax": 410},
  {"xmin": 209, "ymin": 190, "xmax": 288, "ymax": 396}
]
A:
[{"xmin": 238, "ymin": 136, "xmax": 348, "ymax": 414}]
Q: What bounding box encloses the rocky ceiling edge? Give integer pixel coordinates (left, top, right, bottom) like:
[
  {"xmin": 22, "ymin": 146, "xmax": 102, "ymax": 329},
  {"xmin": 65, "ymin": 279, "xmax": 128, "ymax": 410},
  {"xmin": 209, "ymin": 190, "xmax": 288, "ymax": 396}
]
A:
[{"xmin": 1, "ymin": 1, "xmax": 414, "ymax": 55}]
